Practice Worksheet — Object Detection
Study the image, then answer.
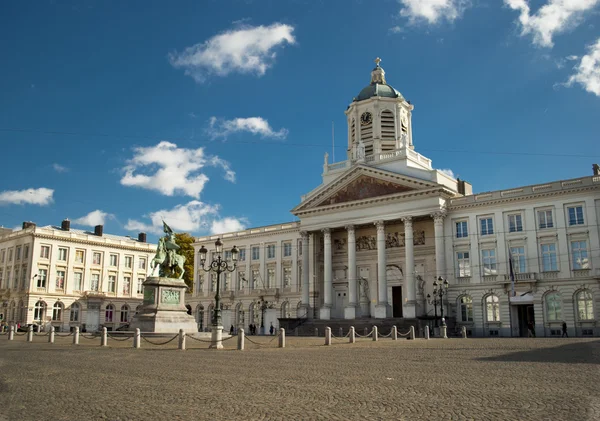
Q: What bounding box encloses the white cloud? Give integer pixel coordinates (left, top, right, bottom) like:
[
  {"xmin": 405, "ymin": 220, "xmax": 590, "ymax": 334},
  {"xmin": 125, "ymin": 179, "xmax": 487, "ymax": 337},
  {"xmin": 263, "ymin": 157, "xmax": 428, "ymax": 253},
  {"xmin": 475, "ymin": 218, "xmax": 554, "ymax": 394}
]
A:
[
  {"xmin": 566, "ymin": 38, "xmax": 600, "ymax": 96},
  {"xmin": 0, "ymin": 188, "xmax": 54, "ymax": 206},
  {"xmin": 439, "ymin": 168, "xmax": 456, "ymax": 179},
  {"xmin": 168, "ymin": 23, "xmax": 295, "ymax": 83},
  {"xmin": 74, "ymin": 210, "xmax": 114, "ymax": 227},
  {"xmin": 389, "ymin": 26, "xmax": 404, "ymax": 34},
  {"xmin": 208, "ymin": 116, "xmax": 288, "ymax": 140},
  {"xmin": 398, "ymin": 0, "xmax": 470, "ymax": 24},
  {"xmin": 120, "ymin": 141, "xmax": 235, "ymax": 198},
  {"xmin": 52, "ymin": 163, "xmax": 69, "ymax": 173},
  {"xmin": 505, "ymin": 0, "xmax": 600, "ymax": 47},
  {"xmin": 124, "ymin": 200, "xmax": 220, "ymax": 235},
  {"xmin": 211, "ymin": 217, "xmax": 247, "ymax": 235}
]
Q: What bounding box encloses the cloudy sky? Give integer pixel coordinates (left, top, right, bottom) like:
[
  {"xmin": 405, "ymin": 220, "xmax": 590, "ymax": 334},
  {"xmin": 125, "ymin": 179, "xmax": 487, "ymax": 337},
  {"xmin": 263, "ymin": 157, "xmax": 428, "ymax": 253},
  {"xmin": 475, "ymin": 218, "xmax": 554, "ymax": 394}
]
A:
[{"xmin": 1, "ymin": 0, "xmax": 599, "ymax": 241}]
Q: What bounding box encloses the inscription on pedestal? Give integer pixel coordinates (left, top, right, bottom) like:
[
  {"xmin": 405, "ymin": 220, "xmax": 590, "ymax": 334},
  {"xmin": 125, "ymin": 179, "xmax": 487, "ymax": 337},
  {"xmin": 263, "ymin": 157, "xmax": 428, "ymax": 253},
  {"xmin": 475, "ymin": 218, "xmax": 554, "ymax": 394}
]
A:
[{"xmin": 161, "ymin": 289, "xmax": 181, "ymax": 304}]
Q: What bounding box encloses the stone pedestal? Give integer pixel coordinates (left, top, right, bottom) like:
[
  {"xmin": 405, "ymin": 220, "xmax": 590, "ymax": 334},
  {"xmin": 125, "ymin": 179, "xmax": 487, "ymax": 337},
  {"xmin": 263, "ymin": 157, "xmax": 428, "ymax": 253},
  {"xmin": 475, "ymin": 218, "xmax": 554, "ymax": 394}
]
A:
[
  {"xmin": 403, "ymin": 301, "xmax": 416, "ymax": 319},
  {"xmin": 210, "ymin": 325, "xmax": 224, "ymax": 349},
  {"xmin": 374, "ymin": 304, "xmax": 389, "ymax": 319},
  {"xmin": 130, "ymin": 277, "xmax": 197, "ymax": 333},
  {"xmin": 319, "ymin": 306, "xmax": 331, "ymax": 320},
  {"xmin": 344, "ymin": 305, "xmax": 356, "ymax": 319}
]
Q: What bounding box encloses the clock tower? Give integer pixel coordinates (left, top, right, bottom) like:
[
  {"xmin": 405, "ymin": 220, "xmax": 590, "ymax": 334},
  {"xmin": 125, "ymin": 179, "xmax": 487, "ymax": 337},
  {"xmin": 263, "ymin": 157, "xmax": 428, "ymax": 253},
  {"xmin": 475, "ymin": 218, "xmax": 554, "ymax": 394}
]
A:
[{"xmin": 345, "ymin": 58, "xmax": 414, "ymax": 162}]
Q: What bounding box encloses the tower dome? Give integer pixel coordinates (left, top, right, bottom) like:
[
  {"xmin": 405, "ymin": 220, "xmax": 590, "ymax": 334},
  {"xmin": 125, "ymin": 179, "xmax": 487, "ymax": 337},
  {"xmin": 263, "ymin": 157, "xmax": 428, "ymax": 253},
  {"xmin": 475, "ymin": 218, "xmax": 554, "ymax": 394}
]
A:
[{"xmin": 354, "ymin": 58, "xmax": 404, "ymax": 102}]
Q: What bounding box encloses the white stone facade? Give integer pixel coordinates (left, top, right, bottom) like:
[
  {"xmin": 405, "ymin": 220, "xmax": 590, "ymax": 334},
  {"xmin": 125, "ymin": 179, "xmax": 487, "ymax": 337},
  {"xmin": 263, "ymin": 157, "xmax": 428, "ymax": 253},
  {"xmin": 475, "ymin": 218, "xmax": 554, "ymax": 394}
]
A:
[
  {"xmin": 0, "ymin": 222, "xmax": 155, "ymax": 332},
  {"xmin": 190, "ymin": 60, "xmax": 600, "ymax": 337}
]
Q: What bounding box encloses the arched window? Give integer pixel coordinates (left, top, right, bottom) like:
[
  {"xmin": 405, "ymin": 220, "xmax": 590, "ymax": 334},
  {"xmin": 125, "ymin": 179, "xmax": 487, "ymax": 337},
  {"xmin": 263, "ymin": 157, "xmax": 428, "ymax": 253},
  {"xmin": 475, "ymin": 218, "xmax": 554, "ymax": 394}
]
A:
[
  {"xmin": 281, "ymin": 301, "xmax": 290, "ymax": 319},
  {"xmin": 576, "ymin": 290, "xmax": 594, "ymax": 320},
  {"xmin": 120, "ymin": 305, "xmax": 129, "ymax": 323},
  {"xmin": 485, "ymin": 295, "xmax": 500, "ymax": 322},
  {"xmin": 34, "ymin": 301, "xmax": 46, "ymax": 322},
  {"xmin": 458, "ymin": 296, "xmax": 473, "ymax": 322},
  {"xmin": 52, "ymin": 302, "xmax": 63, "ymax": 321},
  {"xmin": 135, "ymin": 305, "xmax": 142, "ymax": 314},
  {"xmin": 545, "ymin": 293, "xmax": 562, "ymax": 321},
  {"xmin": 105, "ymin": 304, "xmax": 114, "ymax": 323},
  {"xmin": 70, "ymin": 303, "xmax": 80, "ymax": 322}
]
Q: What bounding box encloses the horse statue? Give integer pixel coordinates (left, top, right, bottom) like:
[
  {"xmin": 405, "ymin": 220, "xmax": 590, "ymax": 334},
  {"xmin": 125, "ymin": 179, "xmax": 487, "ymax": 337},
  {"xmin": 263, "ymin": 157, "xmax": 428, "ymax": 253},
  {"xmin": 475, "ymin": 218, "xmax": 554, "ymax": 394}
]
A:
[{"xmin": 150, "ymin": 222, "xmax": 186, "ymax": 279}]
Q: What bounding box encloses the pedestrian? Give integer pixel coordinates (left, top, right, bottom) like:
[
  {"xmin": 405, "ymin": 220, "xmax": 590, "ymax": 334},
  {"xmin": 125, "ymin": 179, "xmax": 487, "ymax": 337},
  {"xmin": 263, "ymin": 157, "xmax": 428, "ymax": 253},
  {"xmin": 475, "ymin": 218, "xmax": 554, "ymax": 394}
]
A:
[
  {"xmin": 562, "ymin": 321, "xmax": 568, "ymax": 338},
  {"xmin": 528, "ymin": 321, "xmax": 536, "ymax": 338},
  {"xmin": 269, "ymin": 323, "xmax": 274, "ymax": 336},
  {"xmin": 230, "ymin": 325, "xmax": 234, "ymax": 335}
]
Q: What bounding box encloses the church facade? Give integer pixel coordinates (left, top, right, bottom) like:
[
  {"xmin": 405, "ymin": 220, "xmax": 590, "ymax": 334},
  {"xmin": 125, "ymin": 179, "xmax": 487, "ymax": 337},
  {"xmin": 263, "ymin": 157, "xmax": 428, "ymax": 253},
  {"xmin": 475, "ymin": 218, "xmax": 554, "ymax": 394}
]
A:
[{"xmin": 189, "ymin": 59, "xmax": 600, "ymax": 338}]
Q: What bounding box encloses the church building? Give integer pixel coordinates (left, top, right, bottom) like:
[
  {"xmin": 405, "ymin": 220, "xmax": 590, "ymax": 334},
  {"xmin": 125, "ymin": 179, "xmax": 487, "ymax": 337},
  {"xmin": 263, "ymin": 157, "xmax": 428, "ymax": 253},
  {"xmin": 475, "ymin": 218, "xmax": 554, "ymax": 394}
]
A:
[{"xmin": 189, "ymin": 59, "xmax": 600, "ymax": 338}]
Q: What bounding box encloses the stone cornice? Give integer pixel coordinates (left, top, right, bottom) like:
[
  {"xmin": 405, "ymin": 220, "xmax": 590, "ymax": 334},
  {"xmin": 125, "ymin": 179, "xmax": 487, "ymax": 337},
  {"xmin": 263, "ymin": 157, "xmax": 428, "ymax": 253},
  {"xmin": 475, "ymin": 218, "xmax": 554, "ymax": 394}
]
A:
[
  {"xmin": 195, "ymin": 227, "xmax": 301, "ymax": 247},
  {"xmin": 32, "ymin": 233, "xmax": 155, "ymax": 254}
]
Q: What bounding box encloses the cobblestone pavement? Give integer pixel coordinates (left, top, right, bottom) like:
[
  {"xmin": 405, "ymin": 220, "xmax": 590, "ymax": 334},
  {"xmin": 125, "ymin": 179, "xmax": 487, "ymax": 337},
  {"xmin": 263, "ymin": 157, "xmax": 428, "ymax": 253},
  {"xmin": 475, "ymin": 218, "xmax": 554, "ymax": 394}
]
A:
[{"xmin": 0, "ymin": 334, "xmax": 599, "ymax": 421}]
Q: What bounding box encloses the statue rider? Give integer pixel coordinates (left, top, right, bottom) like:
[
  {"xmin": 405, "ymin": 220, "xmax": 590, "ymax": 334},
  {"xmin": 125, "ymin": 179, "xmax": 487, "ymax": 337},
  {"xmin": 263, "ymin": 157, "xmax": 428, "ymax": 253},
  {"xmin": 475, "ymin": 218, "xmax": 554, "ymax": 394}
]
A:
[{"xmin": 162, "ymin": 221, "xmax": 180, "ymax": 269}]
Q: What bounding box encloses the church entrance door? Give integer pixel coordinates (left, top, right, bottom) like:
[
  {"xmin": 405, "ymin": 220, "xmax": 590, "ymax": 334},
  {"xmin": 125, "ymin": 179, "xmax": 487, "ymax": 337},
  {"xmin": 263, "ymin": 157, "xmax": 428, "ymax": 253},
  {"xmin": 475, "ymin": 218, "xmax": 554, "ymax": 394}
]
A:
[{"xmin": 392, "ymin": 286, "xmax": 403, "ymax": 317}]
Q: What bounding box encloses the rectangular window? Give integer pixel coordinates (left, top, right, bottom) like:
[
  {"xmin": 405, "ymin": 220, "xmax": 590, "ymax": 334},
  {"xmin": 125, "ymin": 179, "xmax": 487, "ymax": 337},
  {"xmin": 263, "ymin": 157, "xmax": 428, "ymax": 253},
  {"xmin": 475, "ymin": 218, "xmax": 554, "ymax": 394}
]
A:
[
  {"xmin": 0, "ymin": 250, "xmax": 4, "ymax": 263},
  {"xmin": 455, "ymin": 221, "xmax": 468, "ymax": 238},
  {"xmin": 238, "ymin": 248, "xmax": 246, "ymax": 261},
  {"xmin": 56, "ymin": 270, "xmax": 65, "ymax": 289},
  {"xmin": 38, "ymin": 269, "xmax": 47, "ymax": 288},
  {"xmin": 224, "ymin": 250, "xmax": 232, "ymax": 261},
  {"xmin": 510, "ymin": 246, "xmax": 526, "ymax": 273},
  {"xmin": 13, "ymin": 268, "xmax": 19, "ymax": 289},
  {"xmin": 75, "ymin": 250, "xmax": 84, "ymax": 264},
  {"xmin": 58, "ymin": 248, "xmax": 68, "ymax": 261},
  {"xmin": 567, "ymin": 205, "xmax": 585, "ymax": 226},
  {"xmin": 5, "ymin": 269, "xmax": 11, "ymax": 288},
  {"xmin": 109, "ymin": 254, "xmax": 118, "ymax": 267},
  {"xmin": 283, "ymin": 242, "xmax": 292, "ymax": 257},
  {"xmin": 457, "ymin": 252, "xmax": 471, "ymax": 277},
  {"xmin": 139, "ymin": 258, "xmax": 146, "ymax": 270},
  {"xmin": 481, "ymin": 249, "xmax": 497, "ymax": 275},
  {"xmin": 267, "ymin": 244, "xmax": 276, "ymax": 259},
  {"xmin": 91, "ymin": 274, "xmax": 100, "ymax": 291},
  {"xmin": 508, "ymin": 214, "xmax": 523, "ymax": 233},
  {"xmin": 15, "ymin": 246, "xmax": 21, "ymax": 261},
  {"xmin": 480, "ymin": 218, "xmax": 494, "ymax": 236},
  {"xmin": 537, "ymin": 210, "xmax": 554, "ymax": 229},
  {"xmin": 267, "ymin": 268, "xmax": 275, "ymax": 287},
  {"xmin": 252, "ymin": 269, "xmax": 260, "ymax": 289},
  {"xmin": 0, "ymin": 269, "xmax": 3, "ymax": 288},
  {"xmin": 93, "ymin": 252, "xmax": 102, "ymax": 265},
  {"xmin": 223, "ymin": 273, "xmax": 231, "ymax": 290},
  {"xmin": 540, "ymin": 243, "xmax": 558, "ymax": 272},
  {"xmin": 21, "ymin": 266, "xmax": 27, "ymax": 288},
  {"xmin": 23, "ymin": 245, "xmax": 29, "ymax": 259},
  {"xmin": 252, "ymin": 246, "xmax": 260, "ymax": 260},
  {"xmin": 283, "ymin": 267, "xmax": 292, "ymax": 287},
  {"xmin": 124, "ymin": 256, "xmax": 133, "ymax": 269},
  {"xmin": 123, "ymin": 276, "xmax": 131, "ymax": 295},
  {"xmin": 137, "ymin": 277, "xmax": 144, "ymax": 294},
  {"xmin": 73, "ymin": 272, "xmax": 83, "ymax": 291},
  {"xmin": 298, "ymin": 240, "xmax": 303, "ymax": 256},
  {"xmin": 238, "ymin": 271, "xmax": 246, "ymax": 290},
  {"xmin": 108, "ymin": 275, "xmax": 116, "ymax": 293},
  {"xmin": 8, "ymin": 249, "xmax": 13, "ymax": 262},
  {"xmin": 40, "ymin": 246, "xmax": 50, "ymax": 259},
  {"xmin": 571, "ymin": 241, "xmax": 589, "ymax": 270}
]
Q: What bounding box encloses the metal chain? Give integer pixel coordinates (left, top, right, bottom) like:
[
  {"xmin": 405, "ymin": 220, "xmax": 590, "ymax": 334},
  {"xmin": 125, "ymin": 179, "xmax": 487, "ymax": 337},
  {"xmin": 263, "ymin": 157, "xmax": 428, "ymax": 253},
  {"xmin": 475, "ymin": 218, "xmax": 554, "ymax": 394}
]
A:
[
  {"xmin": 33, "ymin": 332, "xmax": 50, "ymax": 337},
  {"xmin": 0, "ymin": 332, "xmax": 8, "ymax": 336},
  {"xmin": 140, "ymin": 334, "xmax": 179, "ymax": 346},
  {"xmin": 379, "ymin": 330, "xmax": 393, "ymax": 338},
  {"xmin": 80, "ymin": 334, "xmax": 98, "ymax": 340},
  {"xmin": 54, "ymin": 332, "xmax": 74, "ymax": 337},
  {"xmin": 354, "ymin": 329, "xmax": 373, "ymax": 338},
  {"xmin": 14, "ymin": 331, "xmax": 27, "ymax": 336},
  {"xmin": 185, "ymin": 334, "xmax": 215, "ymax": 343},
  {"xmin": 331, "ymin": 331, "xmax": 351, "ymax": 340},
  {"xmin": 107, "ymin": 333, "xmax": 133, "ymax": 342}
]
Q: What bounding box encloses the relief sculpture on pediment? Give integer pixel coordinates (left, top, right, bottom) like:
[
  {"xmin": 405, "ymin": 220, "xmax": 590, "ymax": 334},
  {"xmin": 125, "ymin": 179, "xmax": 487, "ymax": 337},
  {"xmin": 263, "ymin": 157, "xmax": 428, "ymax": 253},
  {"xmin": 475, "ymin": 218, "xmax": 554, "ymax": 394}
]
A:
[
  {"xmin": 334, "ymin": 238, "xmax": 347, "ymax": 253},
  {"xmin": 318, "ymin": 176, "xmax": 414, "ymax": 206}
]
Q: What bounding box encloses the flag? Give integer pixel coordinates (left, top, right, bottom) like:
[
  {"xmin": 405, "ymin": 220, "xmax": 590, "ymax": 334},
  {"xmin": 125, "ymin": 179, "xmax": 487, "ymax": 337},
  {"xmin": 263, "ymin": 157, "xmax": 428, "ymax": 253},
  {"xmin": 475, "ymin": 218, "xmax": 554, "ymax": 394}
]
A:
[{"xmin": 508, "ymin": 248, "xmax": 516, "ymax": 298}]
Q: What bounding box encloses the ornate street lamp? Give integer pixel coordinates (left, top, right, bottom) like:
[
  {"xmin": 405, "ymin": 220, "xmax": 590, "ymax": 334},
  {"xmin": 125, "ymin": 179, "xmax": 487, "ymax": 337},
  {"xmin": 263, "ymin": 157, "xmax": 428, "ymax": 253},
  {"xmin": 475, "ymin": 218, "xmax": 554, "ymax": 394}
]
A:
[
  {"xmin": 427, "ymin": 277, "xmax": 449, "ymax": 331},
  {"xmin": 198, "ymin": 238, "xmax": 238, "ymax": 349},
  {"xmin": 426, "ymin": 292, "xmax": 440, "ymax": 328}
]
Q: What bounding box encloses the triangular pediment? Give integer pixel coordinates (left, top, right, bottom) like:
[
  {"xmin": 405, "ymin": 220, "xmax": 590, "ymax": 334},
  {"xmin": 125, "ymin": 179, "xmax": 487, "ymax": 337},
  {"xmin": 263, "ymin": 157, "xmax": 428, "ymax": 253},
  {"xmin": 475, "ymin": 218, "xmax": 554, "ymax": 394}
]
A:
[
  {"xmin": 292, "ymin": 165, "xmax": 442, "ymax": 214},
  {"xmin": 315, "ymin": 175, "xmax": 415, "ymax": 206}
]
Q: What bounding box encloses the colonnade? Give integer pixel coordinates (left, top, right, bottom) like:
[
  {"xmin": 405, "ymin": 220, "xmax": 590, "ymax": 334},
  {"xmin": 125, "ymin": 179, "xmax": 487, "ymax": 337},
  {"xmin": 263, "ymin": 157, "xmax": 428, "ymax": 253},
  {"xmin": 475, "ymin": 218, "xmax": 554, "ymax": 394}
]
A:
[{"xmin": 300, "ymin": 211, "xmax": 446, "ymax": 320}]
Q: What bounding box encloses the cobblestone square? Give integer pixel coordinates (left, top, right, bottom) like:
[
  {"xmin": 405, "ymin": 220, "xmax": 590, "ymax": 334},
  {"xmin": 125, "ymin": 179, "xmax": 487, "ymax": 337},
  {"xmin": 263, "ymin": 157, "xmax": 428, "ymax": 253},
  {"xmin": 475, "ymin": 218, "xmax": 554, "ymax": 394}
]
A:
[{"xmin": 0, "ymin": 336, "xmax": 598, "ymax": 420}]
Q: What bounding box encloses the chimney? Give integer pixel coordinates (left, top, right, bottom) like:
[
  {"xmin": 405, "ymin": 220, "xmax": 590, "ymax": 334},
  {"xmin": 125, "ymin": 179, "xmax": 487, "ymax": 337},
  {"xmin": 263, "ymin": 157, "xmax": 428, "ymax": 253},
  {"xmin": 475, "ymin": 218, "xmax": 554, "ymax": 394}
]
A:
[
  {"xmin": 593, "ymin": 163, "xmax": 600, "ymax": 176},
  {"xmin": 94, "ymin": 225, "xmax": 103, "ymax": 236},
  {"xmin": 138, "ymin": 232, "xmax": 147, "ymax": 243},
  {"xmin": 61, "ymin": 219, "xmax": 70, "ymax": 231},
  {"xmin": 22, "ymin": 221, "xmax": 36, "ymax": 230},
  {"xmin": 457, "ymin": 178, "xmax": 465, "ymax": 195}
]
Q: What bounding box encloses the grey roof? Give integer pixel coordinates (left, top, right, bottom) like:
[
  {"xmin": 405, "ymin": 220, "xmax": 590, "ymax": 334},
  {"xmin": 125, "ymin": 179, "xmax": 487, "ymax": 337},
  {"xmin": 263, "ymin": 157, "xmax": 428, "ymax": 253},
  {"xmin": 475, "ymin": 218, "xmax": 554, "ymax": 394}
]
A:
[{"xmin": 355, "ymin": 83, "xmax": 403, "ymax": 102}]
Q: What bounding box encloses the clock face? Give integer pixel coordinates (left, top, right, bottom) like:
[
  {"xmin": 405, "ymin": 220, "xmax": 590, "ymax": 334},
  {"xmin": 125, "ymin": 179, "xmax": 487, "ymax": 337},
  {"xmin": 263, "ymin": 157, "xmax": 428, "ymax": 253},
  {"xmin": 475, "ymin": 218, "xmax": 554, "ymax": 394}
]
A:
[{"xmin": 360, "ymin": 112, "xmax": 373, "ymax": 126}]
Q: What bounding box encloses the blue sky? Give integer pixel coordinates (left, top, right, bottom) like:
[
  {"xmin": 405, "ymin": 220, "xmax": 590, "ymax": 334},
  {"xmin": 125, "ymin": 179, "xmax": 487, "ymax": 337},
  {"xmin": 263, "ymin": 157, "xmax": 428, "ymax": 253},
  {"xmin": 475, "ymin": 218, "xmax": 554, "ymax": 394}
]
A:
[{"xmin": 1, "ymin": 0, "xmax": 599, "ymax": 241}]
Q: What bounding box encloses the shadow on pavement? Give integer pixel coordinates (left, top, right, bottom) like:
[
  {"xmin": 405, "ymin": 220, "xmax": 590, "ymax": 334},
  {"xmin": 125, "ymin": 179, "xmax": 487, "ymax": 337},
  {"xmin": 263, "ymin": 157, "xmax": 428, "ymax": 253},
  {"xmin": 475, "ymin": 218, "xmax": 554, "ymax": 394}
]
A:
[{"xmin": 477, "ymin": 340, "xmax": 600, "ymax": 364}]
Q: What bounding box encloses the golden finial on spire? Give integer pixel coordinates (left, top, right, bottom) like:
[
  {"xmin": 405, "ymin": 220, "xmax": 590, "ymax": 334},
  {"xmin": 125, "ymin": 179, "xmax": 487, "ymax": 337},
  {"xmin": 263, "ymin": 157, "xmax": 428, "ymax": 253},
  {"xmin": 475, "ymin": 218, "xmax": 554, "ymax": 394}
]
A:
[{"xmin": 375, "ymin": 57, "xmax": 381, "ymax": 66}]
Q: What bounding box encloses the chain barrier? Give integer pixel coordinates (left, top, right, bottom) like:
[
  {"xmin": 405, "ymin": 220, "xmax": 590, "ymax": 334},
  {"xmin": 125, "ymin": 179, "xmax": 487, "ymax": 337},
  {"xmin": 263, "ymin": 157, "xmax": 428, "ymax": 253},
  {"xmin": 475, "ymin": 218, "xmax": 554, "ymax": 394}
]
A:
[
  {"xmin": 33, "ymin": 332, "xmax": 50, "ymax": 337},
  {"xmin": 14, "ymin": 331, "xmax": 27, "ymax": 336},
  {"xmin": 398, "ymin": 329, "xmax": 411, "ymax": 337},
  {"xmin": 0, "ymin": 332, "xmax": 8, "ymax": 336},
  {"xmin": 244, "ymin": 333, "xmax": 280, "ymax": 347},
  {"xmin": 379, "ymin": 331, "xmax": 393, "ymax": 338},
  {"xmin": 54, "ymin": 332, "xmax": 74, "ymax": 337},
  {"xmin": 80, "ymin": 334, "xmax": 98, "ymax": 340},
  {"xmin": 140, "ymin": 334, "xmax": 179, "ymax": 346},
  {"xmin": 330, "ymin": 331, "xmax": 351, "ymax": 340},
  {"xmin": 107, "ymin": 333, "xmax": 133, "ymax": 342},
  {"xmin": 185, "ymin": 334, "xmax": 215, "ymax": 343},
  {"xmin": 354, "ymin": 329, "xmax": 373, "ymax": 338}
]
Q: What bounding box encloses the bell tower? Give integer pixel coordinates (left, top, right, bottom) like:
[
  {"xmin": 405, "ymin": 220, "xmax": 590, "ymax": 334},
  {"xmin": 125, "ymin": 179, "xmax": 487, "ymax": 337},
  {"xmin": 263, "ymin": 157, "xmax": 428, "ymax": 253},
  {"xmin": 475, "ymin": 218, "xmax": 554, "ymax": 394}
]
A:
[{"xmin": 345, "ymin": 58, "xmax": 414, "ymax": 163}]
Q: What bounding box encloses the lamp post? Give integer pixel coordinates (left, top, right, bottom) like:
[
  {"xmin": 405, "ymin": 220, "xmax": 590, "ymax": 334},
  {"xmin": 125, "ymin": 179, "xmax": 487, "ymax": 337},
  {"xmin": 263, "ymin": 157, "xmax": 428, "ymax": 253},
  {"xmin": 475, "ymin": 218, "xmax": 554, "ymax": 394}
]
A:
[
  {"xmin": 257, "ymin": 296, "xmax": 270, "ymax": 335},
  {"xmin": 434, "ymin": 277, "xmax": 449, "ymax": 327},
  {"xmin": 426, "ymin": 292, "xmax": 440, "ymax": 328},
  {"xmin": 198, "ymin": 238, "xmax": 238, "ymax": 349}
]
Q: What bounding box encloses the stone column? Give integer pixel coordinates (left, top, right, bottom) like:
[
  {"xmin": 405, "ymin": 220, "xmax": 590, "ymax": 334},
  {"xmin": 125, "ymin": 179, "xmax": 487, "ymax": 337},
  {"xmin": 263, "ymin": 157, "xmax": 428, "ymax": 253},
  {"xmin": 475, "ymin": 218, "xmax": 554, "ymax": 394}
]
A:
[
  {"xmin": 374, "ymin": 220, "xmax": 389, "ymax": 318},
  {"xmin": 320, "ymin": 228, "xmax": 332, "ymax": 320},
  {"xmin": 431, "ymin": 211, "xmax": 446, "ymax": 279},
  {"xmin": 300, "ymin": 231, "xmax": 310, "ymax": 318},
  {"xmin": 402, "ymin": 216, "xmax": 416, "ymax": 318},
  {"xmin": 345, "ymin": 225, "xmax": 357, "ymax": 319}
]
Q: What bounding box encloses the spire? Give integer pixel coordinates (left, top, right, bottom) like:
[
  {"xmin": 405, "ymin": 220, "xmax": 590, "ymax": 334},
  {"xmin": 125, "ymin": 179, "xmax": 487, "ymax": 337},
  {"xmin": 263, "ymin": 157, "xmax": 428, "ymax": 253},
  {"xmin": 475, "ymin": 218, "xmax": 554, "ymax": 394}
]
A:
[{"xmin": 370, "ymin": 57, "xmax": 386, "ymax": 85}]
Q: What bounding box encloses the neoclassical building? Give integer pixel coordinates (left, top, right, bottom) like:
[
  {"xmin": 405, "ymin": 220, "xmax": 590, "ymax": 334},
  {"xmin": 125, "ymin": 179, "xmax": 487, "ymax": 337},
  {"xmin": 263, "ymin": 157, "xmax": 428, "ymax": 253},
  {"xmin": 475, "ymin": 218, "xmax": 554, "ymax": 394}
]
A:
[
  {"xmin": 0, "ymin": 220, "xmax": 155, "ymax": 331},
  {"xmin": 190, "ymin": 59, "xmax": 600, "ymax": 337}
]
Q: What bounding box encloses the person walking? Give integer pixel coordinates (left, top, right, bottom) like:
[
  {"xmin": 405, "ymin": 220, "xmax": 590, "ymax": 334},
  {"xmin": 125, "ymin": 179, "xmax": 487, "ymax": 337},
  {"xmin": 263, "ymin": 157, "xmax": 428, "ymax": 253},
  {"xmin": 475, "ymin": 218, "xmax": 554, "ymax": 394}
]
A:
[
  {"xmin": 269, "ymin": 323, "xmax": 274, "ymax": 336},
  {"xmin": 527, "ymin": 321, "xmax": 536, "ymax": 338},
  {"xmin": 229, "ymin": 325, "xmax": 234, "ymax": 335},
  {"xmin": 562, "ymin": 321, "xmax": 568, "ymax": 338}
]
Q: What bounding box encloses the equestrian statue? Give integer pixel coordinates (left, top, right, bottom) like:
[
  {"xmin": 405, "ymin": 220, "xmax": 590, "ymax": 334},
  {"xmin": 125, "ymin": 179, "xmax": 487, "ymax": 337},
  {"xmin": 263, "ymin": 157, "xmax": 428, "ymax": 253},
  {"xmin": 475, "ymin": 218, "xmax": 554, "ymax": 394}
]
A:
[{"xmin": 151, "ymin": 221, "xmax": 186, "ymax": 279}]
